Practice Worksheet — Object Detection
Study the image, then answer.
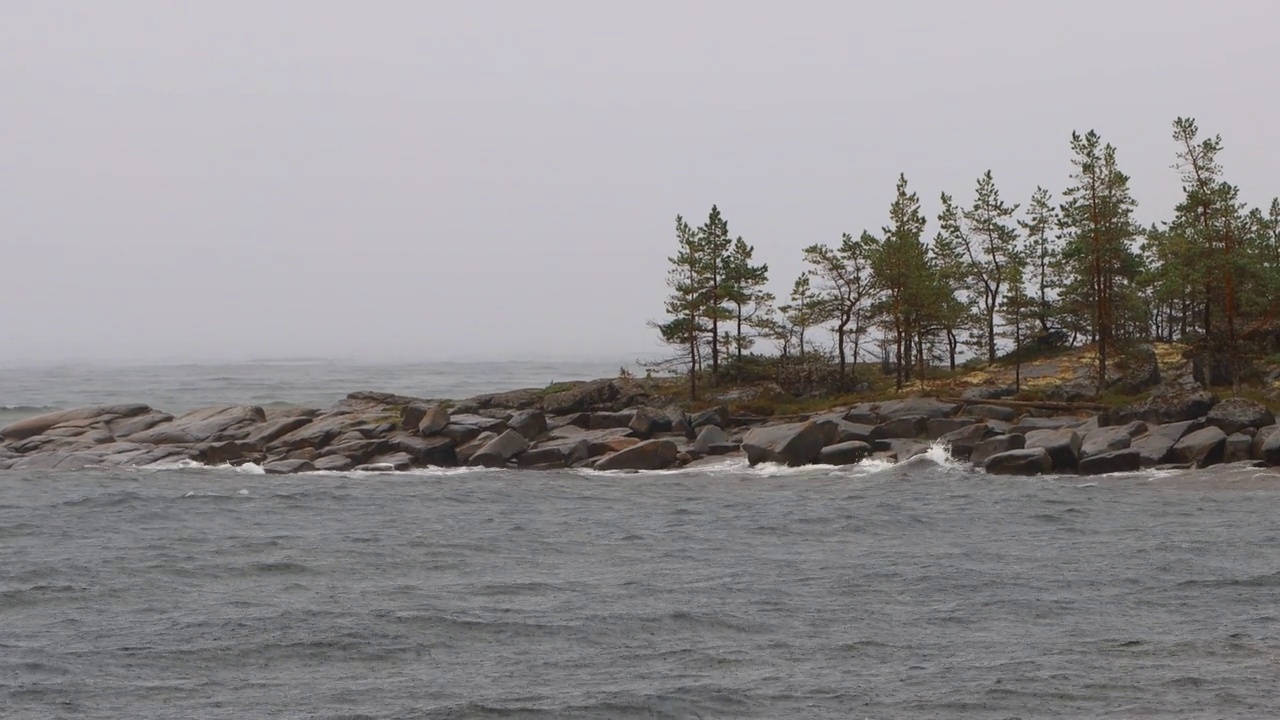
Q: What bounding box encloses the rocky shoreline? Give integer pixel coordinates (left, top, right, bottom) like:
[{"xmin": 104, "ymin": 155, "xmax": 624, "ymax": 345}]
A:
[{"xmin": 2, "ymin": 376, "xmax": 1278, "ymax": 476}]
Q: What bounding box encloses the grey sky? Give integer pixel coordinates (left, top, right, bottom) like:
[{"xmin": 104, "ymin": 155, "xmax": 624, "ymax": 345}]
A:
[{"xmin": 3, "ymin": 1, "xmax": 1277, "ymax": 363}]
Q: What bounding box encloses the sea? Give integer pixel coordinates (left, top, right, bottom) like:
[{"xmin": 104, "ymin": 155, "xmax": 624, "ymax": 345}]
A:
[{"xmin": 2, "ymin": 360, "xmax": 1277, "ymax": 719}]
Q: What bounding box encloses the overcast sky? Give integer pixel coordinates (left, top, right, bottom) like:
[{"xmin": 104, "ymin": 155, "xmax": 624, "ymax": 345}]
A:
[{"xmin": 3, "ymin": 1, "xmax": 1277, "ymax": 363}]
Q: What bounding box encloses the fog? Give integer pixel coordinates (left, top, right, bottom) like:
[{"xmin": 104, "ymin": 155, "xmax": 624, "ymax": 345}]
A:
[{"xmin": 3, "ymin": 1, "xmax": 1277, "ymax": 363}]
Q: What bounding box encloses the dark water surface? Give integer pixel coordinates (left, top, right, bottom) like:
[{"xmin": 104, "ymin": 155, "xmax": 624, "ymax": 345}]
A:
[{"xmin": 3, "ymin": 458, "xmax": 1278, "ymax": 719}]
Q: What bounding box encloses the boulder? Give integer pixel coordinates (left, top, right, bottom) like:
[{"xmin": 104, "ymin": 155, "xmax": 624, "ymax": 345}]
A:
[
  {"xmin": 0, "ymin": 404, "xmax": 151, "ymax": 441},
  {"xmin": 1023, "ymin": 429, "xmax": 1082, "ymax": 472},
  {"xmin": 1169, "ymin": 426, "xmax": 1228, "ymax": 468},
  {"xmin": 540, "ymin": 378, "xmax": 648, "ymax": 415},
  {"xmin": 970, "ymin": 434, "xmax": 1026, "ymax": 466},
  {"xmin": 627, "ymin": 407, "xmax": 672, "ymax": 438},
  {"xmin": 878, "ymin": 415, "xmax": 928, "ymax": 439},
  {"xmin": 128, "ymin": 405, "xmax": 267, "ymax": 445},
  {"xmin": 1118, "ymin": 386, "xmax": 1218, "ymax": 425},
  {"xmin": 693, "ymin": 425, "xmax": 729, "ymax": 455},
  {"xmin": 817, "ymin": 441, "xmax": 872, "ymax": 466},
  {"xmin": 107, "ymin": 410, "xmax": 175, "ymax": 439},
  {"xmin": 268, "ymin": 412, "xmax": 375, "ymax": 452},
  {"xmin": 245, "ymin": 416, "xmax": 314, "ymax": 446},
  {"xmin": 313, "ymin": 454, "xmax": 355, "ymax": 472},
  {"xmin": 926, "ymin": 417, "xmax": 976, "ymax": 440},
  {"xmin": 1253, "ymin": 425, "xmax": 1279, "ymax": 462},
  {"xmin": 1080, "ymin": 421, "xmax": 1147, "ymax": 460},
  {"xmin": 689, "ymin": 406, "xmax": 730, "ymax": 430},
  {"xmin": 445, "ymin": 413, "xmax": 507, "ymax": 433},
  {"xmin": 355, "ymin": 452, "xmax": 414, "ymax": 472},
  {"xmin": 464, "ymin": 387, "xmax": 543, "ymax": 411},
  {"xmin": 588, "ymin": 436, "xmax": 641, "ymax": 457},
  {"xmin": 507, "ymin": 409, "xmax": 548, "ymax": 441},
  {"xmin": 594, "ymin": 439, "xmax": 679, "ymax": 471},
  {"xmin": 456, "ymin": 432, "xmax": 498, "ymax": 465},
  {"xmin": 741, "ymin": 421, "xmax": 827, "ymax": 467},
  {"xmin": 875, "ymin": 398, "xmax": 958, "ymax": 421},
  {"xmin": 588, "ymin": 411, "xmax": 635, "ymax": 430},
  {"xmin": 961, "ymin": 404, "xmax": 1019, "ymax": 422},
  {"xmin": 468, "ymin": 429, "xmax": 529, "ymax": 468},
  {"xmin": 812, "ymin": 417, "xmax": 881, "ymax": 444},
  {"xmin": 517, "ymin": 438, "xmax": 591, "ymax": 468},
  {"xmin": 938, "ymin": 423, "xmax": 998, "ymax": 461},
  {"xmin": 1079, "ymin": 449, "xmax": 1142, "ymax": 476},
  {"xmin": 1010, "ymin": 417, "xmax": 1082, "ymax": 434},
  {"xmin": 1224, "ymin": 432, "xmax": 1254, "ymax": 464},
  {"xmin": 984, "ymin": 447, "xmax": 1053, "ymax": 476},
  {"xmin": 843, "ymin": 404, "xmax": 880, "ymax": 425},
  {"xmin": 263, "ymin": 458, "xmax": 316, "ymax": 475},
  {"xmin": 192, "ymin": 440, "xmax": 261, "ymax": 466},
  {"xmin": 961, "ymin": 386, "xmax": 1014, "ymax": 401},
  {"xmin": 874, "ymin": 438, "xmax": 932, "ymax": 461},
  {"xmin": 1205, "ymin": 398, "xmax": 1275, "ymax": 435},
  {"xmin": 388, "ymin": 433, "xmax": 457, "ymax": 466},
  {"xmin": 417, "ymin": 405, "xmax": 451, "ymax": 436}
]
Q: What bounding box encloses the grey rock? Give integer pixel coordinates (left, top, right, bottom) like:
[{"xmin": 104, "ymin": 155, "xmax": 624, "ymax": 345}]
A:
[
  {"xmin": 693, "ymin": 425, "xmax": 729, "ymax": 455},
  {"xmin": 817, "ymin": 441, "xmax": 872, "ymax": 466},
  {"xmin": 128, "ymin": 405, "xmax": 267, "ymax": 445},
  {"xmin": 970, "ymin": 434, "xmax": 1026, "ymax": 466},
  {"xmin": 878, "ymin": 415, "xmax": 928, "ymax": 439},
  {"xmin": 1206, "ymin": 398, "xmax": 1275, "ymax": 435},
  {"xmin": 1010, "ymin": 416, "xmax": 1082, "ymax": 434},
  {"xmin": 984, "ymin": 447, "xmax": 1053, "ymax": 475},
  {"xmin": 1, "ymin": 404, "xmax": 151, "ymax": 441},
  {"xmin": 388, "ymin": 433, "xmax": 457, "ymax": 466},
  {"xmin": 355, "ymin": 452, "xmax": 415, "ymax": 472},
  {"xmin": 926, "ymin": 417, "xmax": 976, "ymax": 440},
  {"xmin": 1169, "ymin": 426, "xmax": 1228, "ymax": 468},
  {"xmin": 875, "ymin": 398, "xmax": 958, "ymax": 421},
  {"xmin": 1079, "ymin": 449, "xmax": 1142, "ymax": 476},
  {"xmin": 594, "ymin": 439, "xmax": 679, "ymax": 471},
  {"xmin": 1080, "ymin": 421, "xmax": 1147, "ymax": 459},
  {"xmin": 417, "ymin": 405, "xmax": 452, "ymax": 436},
  {"xmin": 1253, "ymin": 425, "xmax": 1279, "ymax": 462},
  {"xmin": 588, "ymin": 411, "xmax": 636, "ymax": 430},
  {"xmin": 245, "ymin": 416, "xmax": 313, "ymax": 446},
  {"xmin": 313, "ymin": 454, "xmax": 355, "ymax": 472},
  {"xmin": 1024, "ymin": 429, "xmax": 1083, "ymax": 472},
  {"xmin": 741, "ymin": 421, "xmax": 827, "ymax": 467},
  {"xmin": 938, "ymin": 423, "xmax": 998, "ymax": 461},
  {"xmin": 961, "ymin": 404, "xmax": 1020, "ymax": 422},
  {"xmin": 689, "ymin": 406, "xmax": 730, "ymax": 430},
  {"xmin": 627, "ymin": 407, "xmax": 673, "ymax": 439},
  {"xmin": 107, "ymin": 410, "xmax": 175, "ymax": 439},
  {"xmin": 263, "ymin": 458, "xmax": 316, "ymax": 475},
  {"xmin": 468, "ymin": 429, "xmax": 529, "ymax": 467},
  {"xmin": 1224, "ymin": 432, "xmax": 1254, "ymax": 464},
  {"xmin": 507, "ymin": 409, "xmax": 548, "ymax": 441},
  {"xmin": 518, "ymin": 438, "xmax": 591, "ymax": 468},
  {"xmin": 456, "ymin": 432, "xmax": 498, "ymax": 465}
]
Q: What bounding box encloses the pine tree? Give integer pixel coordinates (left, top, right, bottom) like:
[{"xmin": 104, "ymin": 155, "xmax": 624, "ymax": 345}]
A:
[
  {"xmin": 1018, "ymin": 186, "xmax": 1060, "ymax": 338},
  {"xmin": 780, "ymin": 274, "xmax": 821, "ymax": 359},
  {"xmin": 802, "ymin": 233, "xmax": 872, "ymax": 384},
  {"xmin": 866, "ymin": 174, "xmax": 932, "ymax": 391},
  {"xmin": 927, "ymin": 226, "xmax": 973, "ymax": 371},
  {"xmin": 1058, "ymin": 130, "xmax": 1142, "ymax": 394},
  {"xmin": 650, "ymin": 215, "xmax": 708, "ymax": 400},
  {"xmin": 695, "ymin": 205, "xmax": 734, "ymax": 381},
  {"xmin": 938, "ymin": 171, "xmax": 1021, "ymax": 363},
  {"xmin": 721, "ymin": 237, "xmax": 772, "ymax": 378}
]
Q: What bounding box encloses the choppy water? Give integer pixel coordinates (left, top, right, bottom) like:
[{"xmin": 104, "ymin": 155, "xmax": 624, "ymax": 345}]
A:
[{"xmin": 2, "ymin": 362, "xmax": 1279, "ymax": 718}]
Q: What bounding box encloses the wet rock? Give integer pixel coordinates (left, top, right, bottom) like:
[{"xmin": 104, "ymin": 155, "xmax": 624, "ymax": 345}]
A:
[
  {"xmin": 193, "ymin": 440, "xmax": 261, "ymax": 466},
  {"xmin": 0, "ymin": 404, "xmax": 151, "ymax": 441},
  {"xmin": 970, "ymin": 434, "xmax": 1026, "ymax": 466},
  {"xmin": 388, "ymin": 433, "xmax": 456, "ymax": 466},
  {"xmin": 456, "ymin": 432, "xmax": 497, "ymax": 465},
  {"xmin": 417, "ymin": 405, "xmax": 451, "ymax": 436},
  {"xmin": 873, "ymin": 438, "xmax": 932, "ymax": 461},
  {"xmin": 1130, "ymin": 419, "xmax": 1206, "ymax": 468},
  {"xmin": 594, "ymin": 439, "xmax": 679, "ymax": 471},
  {"xmin": 263, "ymin": 458, "xmax": 315, "ymax": 475},
  {"xmin": 506, "ymin": 409, "xmax": 548, "ymax": 441},
  {"xmin": 355, "ymin": 452, "xmax": 414, "ymax": 472},
  {"xmin": 518, "ymin": 438, "xmax": 590, "ymax": 468},
  {"xmin": 1224, "ymin": 432, "xmax": 1254, "ymax": 464},
  {"xmin": 1118, "ymin": 386, "xmax": 1218, "ymax": 424},
  {"xmin": 812, "ymin": 416, "xmax": 881, "ymax": 445},
  {"xmin": 693, "ymin": 425, "xmax": 729, "ymax": 455},
  {"xmin": 627, "ymin": 407, "xmax": 673, "ymax": 439},
  {"xmin": 1024, "ymin": 429, "xmax": 1082, "ymax": 472},
  {"xmin": 312, "ymin": 454, "xmax": 355, "ymax": 472},
  {"xmin": 938, "ymin": 423, "xmax": 998, "ymax": 461},
  {"xmin": 1169, "ymin": 426, "xmax": 1228, "ymax": 468},
  {"xmin": 1080, "ymin": 421, "xmax": 1147, "ymax": 459},
  {"xmin": 984, "ymin": 447, "xmax": 1053, "ymax": 475},
  {"xmin": 468, "ymin": 429, "xmax": 529, "ymax": 468},
  {"xmin": 817, "ymin": 441, "xmax": 872, "ymax": 466},
  {"xmin": 926, "ymin": 417, "xmax": 976, "ymax": 440},
  {"xmin": 1205, "ymin": 398, "xmax": 1275, "ymax": 436},
  {"xmin": 1079, "ymin": 449, "xmax": 1142, "ymax": 476},
  {"xmin": 741, "ymin": 421, "xmax": 826, "ymax": 467},
  {"xmin": 1253, "ymin": 425, "xmax": 1279, "ymax": 462},
  {"xmin": 878, "ymin": 415, "xmax": 928, "ymax": 439},
  {"xmin": 587, "ymin": 435, "xmax": 641, "ymax": 458}
]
